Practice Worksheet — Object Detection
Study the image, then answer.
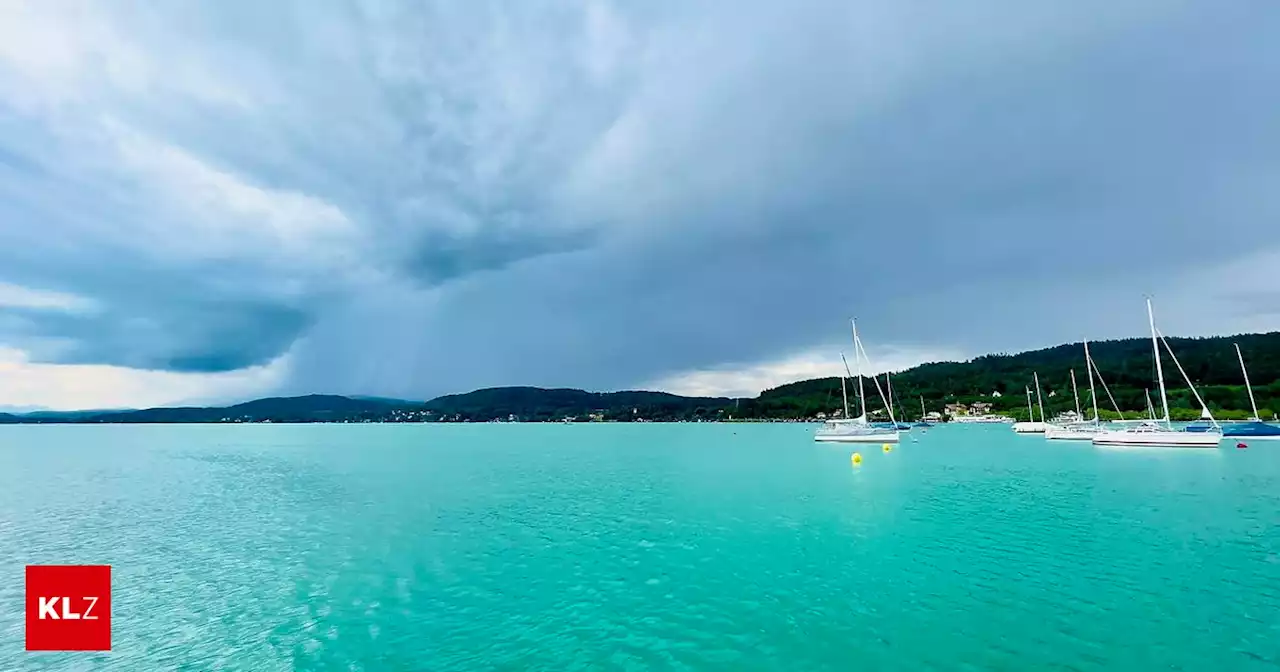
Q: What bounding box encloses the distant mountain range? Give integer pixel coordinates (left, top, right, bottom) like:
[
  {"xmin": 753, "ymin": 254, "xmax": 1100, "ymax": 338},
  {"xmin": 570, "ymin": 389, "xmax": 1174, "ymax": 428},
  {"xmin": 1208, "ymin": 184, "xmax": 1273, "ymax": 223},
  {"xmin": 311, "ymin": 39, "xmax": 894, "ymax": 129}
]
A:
[
  {"xmin": 0, "ymin": 395, "xmax": 420, "ymax": 424},
  {"xmin": 423, "ymin": 387, "xmax": 731, "ymax": 422},
  {"xmin": 2, "ymin": 331, "xmax": 1277, "ymax": 424}
]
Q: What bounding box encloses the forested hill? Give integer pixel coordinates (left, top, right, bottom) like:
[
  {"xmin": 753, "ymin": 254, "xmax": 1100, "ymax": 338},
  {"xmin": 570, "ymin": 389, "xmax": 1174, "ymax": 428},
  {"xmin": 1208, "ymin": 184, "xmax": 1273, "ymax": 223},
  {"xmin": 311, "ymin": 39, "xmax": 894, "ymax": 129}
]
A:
[
  {"xmin": 422, "ymin": 387, "xmax": 732, "ymax": 422},
  {"xmin": 748, "ymin": 332, "xmax": 1280, "ymax": 421},
  {"xmin": 0, "ymin": 395, "xmax": 421, "ymax": 424}
]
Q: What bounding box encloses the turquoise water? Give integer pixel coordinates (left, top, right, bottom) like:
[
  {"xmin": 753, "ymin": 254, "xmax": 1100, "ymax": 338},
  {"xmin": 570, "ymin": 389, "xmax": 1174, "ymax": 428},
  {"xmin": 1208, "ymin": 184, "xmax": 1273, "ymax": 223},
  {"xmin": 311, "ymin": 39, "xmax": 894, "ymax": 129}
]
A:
[{"xmin": 2, "ymin": 423, "xmax": 1278, "ymax": 670}]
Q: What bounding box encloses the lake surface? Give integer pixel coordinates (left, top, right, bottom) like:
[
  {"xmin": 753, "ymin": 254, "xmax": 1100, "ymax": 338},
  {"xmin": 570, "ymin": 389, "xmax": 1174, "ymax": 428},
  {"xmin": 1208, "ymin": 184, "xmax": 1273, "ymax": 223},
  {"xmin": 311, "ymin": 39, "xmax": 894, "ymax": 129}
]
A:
[{"xmin": 2, "ymin": 423, "xmax": 1278, "ymax": 670}]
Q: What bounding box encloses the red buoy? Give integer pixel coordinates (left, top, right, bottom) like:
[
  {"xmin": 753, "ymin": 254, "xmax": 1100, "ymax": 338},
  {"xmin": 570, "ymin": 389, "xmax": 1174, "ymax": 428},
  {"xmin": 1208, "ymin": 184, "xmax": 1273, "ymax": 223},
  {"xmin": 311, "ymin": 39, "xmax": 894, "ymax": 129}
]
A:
[{"xmin": 1236, "ymin": 442, "xmax": 1248, "ymax": 449}]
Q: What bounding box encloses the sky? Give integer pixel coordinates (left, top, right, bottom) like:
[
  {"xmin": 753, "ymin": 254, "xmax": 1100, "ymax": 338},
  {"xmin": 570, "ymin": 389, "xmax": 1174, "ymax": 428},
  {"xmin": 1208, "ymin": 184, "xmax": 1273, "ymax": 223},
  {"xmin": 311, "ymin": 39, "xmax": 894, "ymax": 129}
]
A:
[{"xmin": 1, "ymin": 1, "xmax": 1278, "ymax": 410}]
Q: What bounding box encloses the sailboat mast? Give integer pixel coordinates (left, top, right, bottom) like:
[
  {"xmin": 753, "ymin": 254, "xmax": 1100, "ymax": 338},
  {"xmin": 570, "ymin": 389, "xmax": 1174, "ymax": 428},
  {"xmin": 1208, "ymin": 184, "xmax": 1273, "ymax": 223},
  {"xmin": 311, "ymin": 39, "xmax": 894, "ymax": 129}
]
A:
[
  {"xmin": 851, "ymin": 319, "xmax": 866, "ymax": 420},
  {"xmin": 920, "ymin": 395, "xmax": 926, "ymax": 421},
  {"xmin": 1146, "ymin": 388, "xmax": 1155, "ymax": 421},
  {"xmin": 839, "ymin": 353, "xmax": 850, "ymax": 420},
  {"xmin": 1070, "ymin": 369, "xmax": 1081, "ymax": 419},
  {"xmin": 1147, "ymin": 298, "xmax": 1171, "ymax": 423},
  {"xmin": 852, "ymin": 327, "xmax": 897, "ymax": 425},
  {"xmin": 1033, "ymin": 371, "xmax": 1045, "ymax": 424},
  {"xmin": 1235, "ymin": 342, "xmax": 1260, "ymax": 420},
  {"xmin": 887, "ymin": 373, "xmax": 895, "ymax": 418},
  {"xmin": 1026, "ymin": 386, "xmax": 1034, "ymax": 422},
  {"xmin": 1084, "ymin": 340, "xmax": 1100, "ymax": 423}
]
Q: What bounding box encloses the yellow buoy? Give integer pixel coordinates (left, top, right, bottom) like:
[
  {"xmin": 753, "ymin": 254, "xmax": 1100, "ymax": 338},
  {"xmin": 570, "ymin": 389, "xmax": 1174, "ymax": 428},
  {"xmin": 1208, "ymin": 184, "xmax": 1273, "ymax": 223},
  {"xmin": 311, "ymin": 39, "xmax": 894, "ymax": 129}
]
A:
[
  {"xmin": 883, "ymin": 443, "xmax": 893, "ymax": 453},
  {"xmin": 851, "ymin": 452, "xmax": 862, "ymax": 465}
]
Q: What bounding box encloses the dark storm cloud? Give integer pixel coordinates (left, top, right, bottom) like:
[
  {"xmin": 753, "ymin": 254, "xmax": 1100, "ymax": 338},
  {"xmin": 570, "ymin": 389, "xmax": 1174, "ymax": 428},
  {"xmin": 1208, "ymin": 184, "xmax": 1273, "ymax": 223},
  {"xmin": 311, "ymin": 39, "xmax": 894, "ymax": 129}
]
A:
[
  {"xmin": 2, "ymin": 0, "xmax": 1279, "ymax": 400},
  {"xmin": 6, "ymin": 300, "xmax": 311, "ymax": 372},
  {"xmin": 403, "ymin": 228, "xmax": 599, "ymax": 286}
]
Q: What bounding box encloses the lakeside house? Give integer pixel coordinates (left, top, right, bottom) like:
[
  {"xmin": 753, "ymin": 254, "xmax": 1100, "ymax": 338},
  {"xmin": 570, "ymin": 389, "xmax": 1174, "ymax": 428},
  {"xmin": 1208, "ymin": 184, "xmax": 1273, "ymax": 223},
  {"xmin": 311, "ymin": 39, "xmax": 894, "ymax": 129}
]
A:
[{"xmin": 945, "ymin": 401, "xmax": 994, "ymax": 418}]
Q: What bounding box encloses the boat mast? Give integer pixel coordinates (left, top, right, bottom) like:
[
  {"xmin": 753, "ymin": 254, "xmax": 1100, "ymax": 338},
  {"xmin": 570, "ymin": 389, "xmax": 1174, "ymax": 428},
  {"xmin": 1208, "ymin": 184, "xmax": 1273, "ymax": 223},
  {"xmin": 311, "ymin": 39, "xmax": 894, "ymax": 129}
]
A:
[
  {"xmin": 1033, "ymin": 371, "xmax": 1045, "ymax": 424},
  {"xmin": 1070, "ymin": 369, "xmax": 1081, "ymax": 420},
  {"xmin": 839, "ymin": 353, "xmax": 851, "ymax": 420},
  {"xmin": 1147, "ymin": 298, "xmax": 1171, "ymax": 424},
  {"xmin": 1235, "ymin": 342, "xmax": 1260, "ymax": 421},
  {"xmin": 1145, "ymin": 388, "xmax": 1155, "ymax": 421},
  {"xmin": 887, "ymin": 372, "xmax": 895, "ymax": 419},
  {"xmin": 852, "ymin": 327, "xmax": 897, "ymax": 425},
  {"xmin": 851, "ymin": 319, "xmax": 866, "ymax": 420},
  {"xmin": 1025, "ymin": 386, "xmax": 1034, "ymax": 422},
  {"xmin": 1089, "ymin": 348, "xmax": 1125, "ymax": 420},
  {"xmin": 920, "ymin": 395, "xmax": 926, "ymax": 422},
  {"xmin": 1084, "ymin": 340, "xmax": 1100, "ymax": 424}
]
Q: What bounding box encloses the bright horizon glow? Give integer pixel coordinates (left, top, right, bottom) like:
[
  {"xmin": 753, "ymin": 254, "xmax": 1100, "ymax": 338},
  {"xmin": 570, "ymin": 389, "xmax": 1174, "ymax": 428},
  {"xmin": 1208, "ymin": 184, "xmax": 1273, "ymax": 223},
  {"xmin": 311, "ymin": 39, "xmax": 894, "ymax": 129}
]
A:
[
  {"xmin": 647, "ymin": 344, "xmax": 969, "ymax": 399},
  {"xmin": 0, "ymin": 347, "xmax": 289, "ymax": 411}
]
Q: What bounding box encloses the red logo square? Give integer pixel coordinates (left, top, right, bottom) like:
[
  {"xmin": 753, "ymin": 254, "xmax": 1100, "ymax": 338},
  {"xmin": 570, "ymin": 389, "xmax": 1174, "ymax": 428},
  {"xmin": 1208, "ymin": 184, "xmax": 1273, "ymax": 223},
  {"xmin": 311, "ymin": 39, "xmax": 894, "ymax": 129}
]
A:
[{"xmin": 25, "ymin": 565, "xmax": 112, "ymax": 651}]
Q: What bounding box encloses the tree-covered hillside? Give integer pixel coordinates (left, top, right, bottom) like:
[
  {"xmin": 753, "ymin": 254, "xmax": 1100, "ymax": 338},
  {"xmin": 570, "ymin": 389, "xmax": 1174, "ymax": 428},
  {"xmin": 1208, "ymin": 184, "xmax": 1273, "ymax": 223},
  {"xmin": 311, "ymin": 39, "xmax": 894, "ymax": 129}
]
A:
[
  {"xmin": 747, "ymin": 333, "xmax": 1280, "ymax": 421},
  {"xmin": 423, "ymin": 387, "xmax": 733, "ymax": 422}
]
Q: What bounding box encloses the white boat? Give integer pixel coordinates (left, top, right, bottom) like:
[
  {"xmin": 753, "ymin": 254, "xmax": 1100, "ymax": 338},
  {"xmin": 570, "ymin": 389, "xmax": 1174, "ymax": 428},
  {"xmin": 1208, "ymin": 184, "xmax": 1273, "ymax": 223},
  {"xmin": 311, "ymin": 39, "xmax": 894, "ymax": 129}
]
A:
[
  {"xmin": 1046, "ymin": 343, "xmax": 1106, "ymax": 441},
  {"xmin": 1045, "ymin": 423, "xmax": 1104, "ymax": 440},
  {"xmin": 913, "ymin": 396, "xmax": 935, "ymax": 427},
  {"xmin": 814, "ymin": 418, "xmax": 901, "ymax": 443},
  {"xmin": 1050, "ymin": 411, "xmax": 1082, "ymax": 425},
  {"xmin": 953, "ymin": 414, "xmax": 1016, "ymax": 424},
  {"xmin": 1092, "ymin": 299, "xmax": 1222, "ymax": 449},
  {"xmin": 1013, "ymin": 372, "xmax": 1047, "ymax": 433},
  {"xmin": 1093, "ymin": 421, "xmax": 1221, "ymax": 447},
  {"xmin": 814, "ymin": 320, "xmax": 900, "ymax": 444}
]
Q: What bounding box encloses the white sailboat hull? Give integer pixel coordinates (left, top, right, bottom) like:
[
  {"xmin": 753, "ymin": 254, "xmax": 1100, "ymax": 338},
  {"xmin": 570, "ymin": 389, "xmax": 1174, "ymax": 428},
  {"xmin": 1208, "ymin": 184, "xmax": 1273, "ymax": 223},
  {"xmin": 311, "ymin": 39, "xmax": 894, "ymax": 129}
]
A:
[
  {"xmin": 953, "ymin": 415, "xmax": 1015, "ymax": 424},
  {"xmin": 1045, "ymin": 424, "xmax": 1104, "ymax": 441},
  {"xmin": 1092, "ymin": 429, "xmax": 1221, "ymax": 448},
  {"xmin": 815, "ymin": 429, "xmax": 900, "ymax": 443},
  {"xmin": 1013, "ymin": 421, "xmax": 1047, "ymax": 433}
]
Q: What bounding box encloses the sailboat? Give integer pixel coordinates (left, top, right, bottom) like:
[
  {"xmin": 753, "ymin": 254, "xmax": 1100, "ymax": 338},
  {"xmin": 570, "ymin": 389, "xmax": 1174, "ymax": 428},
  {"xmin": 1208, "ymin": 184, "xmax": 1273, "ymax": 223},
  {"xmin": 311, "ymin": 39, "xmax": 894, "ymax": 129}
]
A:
[
  {"xmin": 1092, "ymin": 299, "xmax": 1222, "ymax": 448},
  {"xmin": 1046, "ymin": 344, "xmax": 1107, "ymax": 440},
  {"xmin": 814, "ymin": 320, "xmax": 901, "ymax": 443},
  {"xmin": 913, "ymin": 395, "xmax": 934, "ymax": 428},
  {"xmin": 1012, "ymin": 372, "xmax": 1047, "ymax": 433},
  {"xmin": 1220, "ymin": 343, "xmax": 1280, "ymax": 439}
]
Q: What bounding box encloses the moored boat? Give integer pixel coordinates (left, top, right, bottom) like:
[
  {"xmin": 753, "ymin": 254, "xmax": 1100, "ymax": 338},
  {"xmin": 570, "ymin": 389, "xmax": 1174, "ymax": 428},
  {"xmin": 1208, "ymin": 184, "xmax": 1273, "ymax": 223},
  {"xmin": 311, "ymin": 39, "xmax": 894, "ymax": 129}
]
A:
[
  {"xmin": 814, "ymin": 419, "xmax": 902, "ymax": 443},
  {"xmin": 1093, "ymin": 421, "xmax": 1222, "ymax": 447},
  {"xmin": 814, "ymin": 319, "xmax": 901, "ymax": 444},
  {"xmin": 1013, "ymin": 373, "xmax": 1047, "ymax": 433},
  {"xmin": 1046, "ymin": 423, "xmax": 1106, "ymax": 441},
  {"xmin": 913, "ymin": 396, "xmax": 935, "ymax": 427},
  {"xmin": 1221, "ymin": 421, "xmax": 1280, "ymax": 440},
  {"xmin": 1220, "ymin": 343, "xmax": 1280, "ymax": 440},
  {"xmin": 953, "ymin": 414, "xmax": 1015, "ymax": 424},
  {"xmin": 1046, "ymin": 343, "xmax": 1106, "ymax": 441},
  {"xmin": 1092, "ymin": 299, "xmax": 1222, "ymax": 449}
]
